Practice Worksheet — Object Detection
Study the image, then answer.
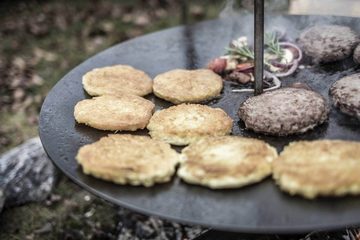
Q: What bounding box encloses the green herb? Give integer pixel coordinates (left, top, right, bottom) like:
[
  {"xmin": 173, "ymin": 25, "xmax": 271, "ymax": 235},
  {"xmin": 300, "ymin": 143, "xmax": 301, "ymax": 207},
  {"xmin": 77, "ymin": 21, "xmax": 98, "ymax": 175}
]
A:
[
  {"xmin": 226, "ymin": 45, "xmax": 254, "ymax": 60},
  {"xmin": 225, "ymin": 37, "xmax": 254, "ymax": 60},
  {"xmin": 226, "ymin": 32, "xmax": 285, "ymax": 61},
  {"xmin": 264, "ymin": 32, "xmax": 284, "ymax": 59}
]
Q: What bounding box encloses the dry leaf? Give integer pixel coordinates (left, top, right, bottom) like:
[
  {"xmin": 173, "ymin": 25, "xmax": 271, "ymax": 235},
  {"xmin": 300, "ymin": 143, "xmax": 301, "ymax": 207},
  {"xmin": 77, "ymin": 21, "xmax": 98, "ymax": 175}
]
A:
[
  {"xmin": 12, "ymin": 57, "xmax": 26, "ymax": 70},
  {"xmin": 13, "ymin": 88, "xmax": 25, "ymax": 101},
  {"xmin": 30, "ymin": 74, "xmax": 44, "ymax": 86},
  {"xmin": 134, "ymin": 13, "xmax": 150, "ymax": 26}
]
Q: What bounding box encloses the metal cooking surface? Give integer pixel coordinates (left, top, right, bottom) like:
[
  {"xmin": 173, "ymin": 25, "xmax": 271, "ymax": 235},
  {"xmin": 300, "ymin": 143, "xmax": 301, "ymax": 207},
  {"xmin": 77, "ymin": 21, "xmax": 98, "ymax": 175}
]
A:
[{"xmin": 39, "ymin": 14, "xmax": 360, "ymax": 234}]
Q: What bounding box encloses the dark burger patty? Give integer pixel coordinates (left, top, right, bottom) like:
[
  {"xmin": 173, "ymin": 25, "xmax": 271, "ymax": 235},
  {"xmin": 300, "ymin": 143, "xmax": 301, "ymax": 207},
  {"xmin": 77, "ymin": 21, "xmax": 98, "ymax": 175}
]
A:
[
  {"xmin": 353, "ymin": 44, "xmax": 360, "ymax": 64},
  {"xmin": 299, "ymin": 25, "xmax": 359, "ymax": 63},
  {"xmin": 330, "ymin": 73, "xmax": 360, "ymax": 119},
  {"xmin": 238, "ymin": 88, "xmax": 329, "ymax": 136}
]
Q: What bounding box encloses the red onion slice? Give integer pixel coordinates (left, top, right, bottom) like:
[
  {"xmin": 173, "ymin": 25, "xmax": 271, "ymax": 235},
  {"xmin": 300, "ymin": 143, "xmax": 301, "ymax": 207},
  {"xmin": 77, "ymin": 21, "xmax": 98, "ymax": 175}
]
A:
[
  {"xmin": 279, "ymin": 42, "xmax": 303, "ymax": 62},
  {"xmin": 271, "ymin": 42, "xmax": 303, "ymax": 77}
]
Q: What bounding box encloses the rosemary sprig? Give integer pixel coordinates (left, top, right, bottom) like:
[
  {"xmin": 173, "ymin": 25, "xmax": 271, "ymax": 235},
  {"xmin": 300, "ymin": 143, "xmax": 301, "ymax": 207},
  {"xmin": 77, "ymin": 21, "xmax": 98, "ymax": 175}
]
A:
[
  {"xmin": 226, "ymin": 32, "xmax": 285, "ymax": 61},
  {"xmin": 265, "ymin": 32, "xmax": 284, "ymax": 59},
  {"xmin": 225, "ymin": 45, "xmax": 254, "ymax": 60},
  {"xmin": 225, "ymin": 37, "xmax": 254, "ymax": 60}
]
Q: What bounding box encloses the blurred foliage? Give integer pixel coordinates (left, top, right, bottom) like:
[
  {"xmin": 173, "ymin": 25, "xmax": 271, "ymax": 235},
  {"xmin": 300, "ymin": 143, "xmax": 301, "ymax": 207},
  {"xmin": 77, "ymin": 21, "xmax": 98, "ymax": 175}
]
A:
[
  {"xmin": 0, "ymin": 0, "xmax": 220, "ymax": 154},
  {"xmin": 0, "ymin": 1, "xmax": 217, "ymax": 239}
]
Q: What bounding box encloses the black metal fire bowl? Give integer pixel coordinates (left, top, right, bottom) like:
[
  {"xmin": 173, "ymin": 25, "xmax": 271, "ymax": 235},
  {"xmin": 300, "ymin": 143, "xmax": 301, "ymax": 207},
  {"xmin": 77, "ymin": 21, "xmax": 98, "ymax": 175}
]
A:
[{"xmin": 39, "ymin": 14, "xmax": 360, "ymax": 234}]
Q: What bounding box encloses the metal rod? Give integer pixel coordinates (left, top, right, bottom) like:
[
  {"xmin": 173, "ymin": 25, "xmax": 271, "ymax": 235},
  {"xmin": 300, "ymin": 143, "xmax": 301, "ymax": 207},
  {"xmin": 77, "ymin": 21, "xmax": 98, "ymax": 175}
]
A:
[
  {"xmin": 181, "ymin": 0, "xmax": 189, "ymax": 25},
  {"xmin": 254, "ymin": 0, "xmax": 264, "ymax": 95}
]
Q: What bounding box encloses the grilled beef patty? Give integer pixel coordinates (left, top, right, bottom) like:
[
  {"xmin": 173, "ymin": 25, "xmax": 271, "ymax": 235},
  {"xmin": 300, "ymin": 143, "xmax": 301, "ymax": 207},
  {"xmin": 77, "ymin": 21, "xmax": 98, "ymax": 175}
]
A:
[
  {"xmin": 330, "ymin": 73, "xmax": 360, "ymax": 119},
  {"xmin": 353, "ymin": 44, "xmax": 360, "ymax": 64},
  {"xmin": 238, "ymin": 88, "xmax": 329, "ymax": 136},
  {"xmin": 299, "ymin": 25, "xmax": 359, "ymax": 63}
]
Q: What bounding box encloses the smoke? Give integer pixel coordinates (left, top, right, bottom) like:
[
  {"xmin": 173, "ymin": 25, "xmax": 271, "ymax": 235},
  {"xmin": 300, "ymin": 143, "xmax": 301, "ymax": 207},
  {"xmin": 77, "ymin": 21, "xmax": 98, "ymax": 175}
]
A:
[
  {"xmin": 219, "ymin": 0, "xmax": 238, "ymax": 18},
  {"xmin": 219, "ymin": 0, "xmax": 291, "ymax": 17},
  {"xmin": 216, "ymin": 0, "xmax": 351, "ymax": 44}
]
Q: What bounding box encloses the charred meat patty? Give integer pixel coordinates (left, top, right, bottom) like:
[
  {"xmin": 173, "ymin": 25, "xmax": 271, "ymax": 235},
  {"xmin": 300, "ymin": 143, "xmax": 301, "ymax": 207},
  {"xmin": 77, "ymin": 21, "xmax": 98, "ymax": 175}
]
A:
[
  {"xmin": 299, "ymin": 25, "xmax": 359, "ymax": 63},
  {"xmin": 238, "ymin": 88, "xmax": 329, "ymax": 136},
  {"xmin": 353, "ymin": 43, "xmax": 360, "ymax": 64},
  {"xmin": 330, "ymin": 73, "xmax": 360, "ymax": 119}
]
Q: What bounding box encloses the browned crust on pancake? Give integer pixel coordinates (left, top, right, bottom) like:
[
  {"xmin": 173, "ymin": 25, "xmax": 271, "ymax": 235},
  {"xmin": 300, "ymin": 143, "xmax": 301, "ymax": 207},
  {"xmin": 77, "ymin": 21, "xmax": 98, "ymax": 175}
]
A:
[
  {"xmin": 178, "ymin": 136, "xmax": 277, "ymax": 189},
  {"xmin": 147, "ymin": 104, "xmax": 233, "ymax": 145},
  {"xmin": 74, "ymin": 95, "xmax": 155, "ymax": 131},
  {"xmin": 83, "ymin": 64, "xmax": 153, "ymax": 97},
  {"xmin": 153, "ymin": 69, "xmax": 223, "ymax": 104},
  {"xmin": 76, "ymin": 134, "xmax": 180, "ymax": 186},
  {"xmin": 273, "ymin": 140, "xmax": 360, "ymax": 199}
]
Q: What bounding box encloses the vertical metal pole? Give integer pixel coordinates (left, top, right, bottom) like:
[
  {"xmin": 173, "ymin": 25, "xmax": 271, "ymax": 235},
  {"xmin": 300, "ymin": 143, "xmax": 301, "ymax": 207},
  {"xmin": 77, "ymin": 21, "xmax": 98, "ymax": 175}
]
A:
[
  {"xmin": 181, "ymin": 0, "xmax": 189, "ymax": 25},
  {"xmin": 254, "ymin": 0, "xmax": 264, "ymax": 95}
]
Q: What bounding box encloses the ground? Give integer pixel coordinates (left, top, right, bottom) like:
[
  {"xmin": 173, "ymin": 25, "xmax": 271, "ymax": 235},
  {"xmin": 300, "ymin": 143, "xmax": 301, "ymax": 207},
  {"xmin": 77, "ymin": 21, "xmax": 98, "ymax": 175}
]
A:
[{"xmin": 1, "ymin": 1, "xmax": 360, "ymax": 239}]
